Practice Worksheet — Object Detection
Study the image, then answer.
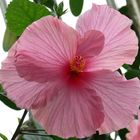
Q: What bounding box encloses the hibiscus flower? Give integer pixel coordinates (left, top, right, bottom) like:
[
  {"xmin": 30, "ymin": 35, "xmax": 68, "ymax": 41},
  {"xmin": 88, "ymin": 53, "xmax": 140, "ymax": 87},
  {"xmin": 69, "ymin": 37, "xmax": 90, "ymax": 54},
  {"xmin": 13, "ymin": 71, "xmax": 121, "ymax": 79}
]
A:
[{"xmin": 0, "ymin": 4, "xmax": 140, "ymax": 138}]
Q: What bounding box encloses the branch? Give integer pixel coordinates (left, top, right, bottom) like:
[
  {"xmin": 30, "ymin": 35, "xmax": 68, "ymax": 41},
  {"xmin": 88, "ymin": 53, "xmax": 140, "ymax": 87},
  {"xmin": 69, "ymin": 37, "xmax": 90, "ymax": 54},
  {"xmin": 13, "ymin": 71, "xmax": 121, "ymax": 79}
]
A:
[{"xmin": 11, "ymin": 110, "xmax": 28, "ymax": 140}]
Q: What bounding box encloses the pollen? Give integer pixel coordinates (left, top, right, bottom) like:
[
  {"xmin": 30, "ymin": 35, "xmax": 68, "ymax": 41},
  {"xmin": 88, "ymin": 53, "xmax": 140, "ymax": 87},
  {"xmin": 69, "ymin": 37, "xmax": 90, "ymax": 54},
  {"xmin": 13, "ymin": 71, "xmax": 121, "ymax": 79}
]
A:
[{"xmin": 70, "ymin": 56, "xmax": 86, "ymax": 73}]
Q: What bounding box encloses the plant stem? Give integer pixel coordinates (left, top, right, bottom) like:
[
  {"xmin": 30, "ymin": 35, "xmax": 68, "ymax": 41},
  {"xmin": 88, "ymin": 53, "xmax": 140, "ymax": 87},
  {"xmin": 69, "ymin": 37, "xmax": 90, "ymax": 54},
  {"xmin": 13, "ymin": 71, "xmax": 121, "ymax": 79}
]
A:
[
  {"xmin": 0, "ymin": 0, "xmax": 7, "ymax": 23},
  {"xmin": 114, "ymin": 131, "xmax": 118, "ymax": 140},
  {"xmin": 106, "ymin": 0, "xmax": 117, "ymax": 9},
  {"xmin": 20, "ymin": 129, "xmax": 45, "ymax": 132},
  {"xmin": 11, "ymin": 110, "xmax": 28, "ymax": 140},
  {"xmin": 127, "ymin": 0, "xmax": 140, "ymax": 38},
  {"xmin": 19, "ymin": 132, "xmax": 48, "ymax": 137}
]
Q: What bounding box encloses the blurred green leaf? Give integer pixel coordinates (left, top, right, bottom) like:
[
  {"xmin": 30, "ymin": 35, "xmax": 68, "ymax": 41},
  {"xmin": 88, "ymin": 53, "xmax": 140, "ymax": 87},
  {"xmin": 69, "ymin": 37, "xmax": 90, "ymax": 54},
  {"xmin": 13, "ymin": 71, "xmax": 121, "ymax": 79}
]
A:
[
  {"xmin": 0, "ymin": 85, "xmax": 4, "ymax": 93},
  {"xmin": 118, "ymin": 128, "xmax": 128, "ymax": 140},
  {"xmin": 119, "ymin": 1, "xmax": 140, "ymax": 70},
  {"xmin": 19, "ymin": 134, "xmax": 76, "ymax": 140},
  {"xmin": 0, "ymin": 94, "xmax": 21, "ymax": 110},
  {"xmin": 123, "ymin": 64, "xmax": 140, "ymax": 80},
  {"xmin": 43, "ymin": 0, "xmax": 56, "ymax": 11},
  {"xmin": 123, "ymin": 64, "xmax": 131, "ymax": 70},
  {"xmin": 126, "ymin": 0, "xmax": 140, "ymax": 38},
  {"xmin": 34, "ymin": 0, "xmax": 57, "ymax": 11},
  {"xmin": 33, "ymin": 0, "xmax": 39, "ymax": 3},
  {"xmin": 93, "ymin": 133, "xmax": 112, "ymax": 140},
  {"xmin": 3, "ymin": 27, "xmax": 17, "ymax": 52},
  {"xmin": 18, "ymin": 135, "xmax": 53, "ymax": 140},
  {"xmin": 125, "ymin": 69, "xmax": 140, "ymax": 79},
  {"xmin": 131, "ymin": 52, "xmax": 140, "ymax": 70},
  {"xmin": 68, "ymin": 138, "xmax": 77, "ymax": 140},
  {"xmin": 48, "ymin": 136, "xmax": 62, "ymax": 140},
  {"xmin": 69, "ymin": 0, "xmax": 84, "ymax": 16},
  {"xmin": 119, "ymin": 6, "xmax": 130, "ymax": 17},
  {"xmin": 0, "ymin": 133, "xmax": 8, "ymax": 140},
  {"xmin": 6, "ymin": 0, "xmax": 51, "ymax": 36}
]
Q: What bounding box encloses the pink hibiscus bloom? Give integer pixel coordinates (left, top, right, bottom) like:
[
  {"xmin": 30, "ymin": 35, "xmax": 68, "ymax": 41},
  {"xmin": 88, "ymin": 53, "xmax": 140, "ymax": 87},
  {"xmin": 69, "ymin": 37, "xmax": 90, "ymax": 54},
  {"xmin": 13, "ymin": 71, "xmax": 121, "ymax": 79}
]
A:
[
  {"xmin": 126, "ymin": 113, "xmax": 140, "ymax": 140},
  {"xmin": 0, "ymin": 4, "xmax": 140, "ymax": 138}
]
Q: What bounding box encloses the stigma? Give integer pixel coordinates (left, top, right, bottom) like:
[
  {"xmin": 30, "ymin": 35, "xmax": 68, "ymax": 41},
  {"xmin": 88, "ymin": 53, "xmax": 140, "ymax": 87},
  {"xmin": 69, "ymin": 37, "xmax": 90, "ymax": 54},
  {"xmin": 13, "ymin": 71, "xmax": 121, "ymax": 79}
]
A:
[{"xmin": 70, "ymin": 56, "xmax": 86, "ymax": 73}]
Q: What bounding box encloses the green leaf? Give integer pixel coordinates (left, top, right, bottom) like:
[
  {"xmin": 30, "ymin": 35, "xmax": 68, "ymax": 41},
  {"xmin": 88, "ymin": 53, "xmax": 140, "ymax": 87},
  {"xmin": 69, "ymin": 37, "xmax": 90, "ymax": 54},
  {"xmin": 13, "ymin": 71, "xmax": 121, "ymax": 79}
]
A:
[
  {"xmin": 131, "ymin": 52, "xmax": 140, "ymax": 70},
  {"xmin": 3, "ymin": 27, "xmax": 17, "ymax": 51},
  {"xmin": 69, "ymin": 0, "xmax": 84, "ymax": 16},
  {"xmin": 119, "ymin": 6, "xmax": 129, "ymax": 17},
  {"xmin": 68, "ymin": 138, "xmax": 77, "ymax": 140},
  {"xmin": 125, "ymin": 69, "xmax": 140, "ymax": 79},
  {"xmin": 43, "ymin": 0, "xmax": 56, "ymax": 11},
  {"xmin": 93, "ymin": 133, "xmax": 112, "ymax": 140},
  {"xmin": 18, "ymin": 135, "xmax": 52, "ymax": 140},
  {"xmin": 0, "ymin": 94, "xmax": 21, "ymax": 110},
  {"xmin": 34, "ymin": 0, "xmax": 57, "ymax": 11},
  {"xmin": 118, "ymin": 128, "xmax": 129, "ymax": 140},
  {"xmin": 123, "ymin": 64, "xmax": 131, "ymax": 70},
  {"xmin": 0, "ymin": 133, "xmax": 8, "ymax": 140},
  {"xmin": 0, "ymin": 85, "xmax": 4, "ymax": 93},
  {"xmin": 6, "ymin": 0, "xmax": 51, "ymax": 36},
  {"xmin": 50, "ymin": 136, "xmax": 64, "ymax": 140},
  {"xmin": 123, "ymin": 64, "xmax": 140, "ymax": 79}
]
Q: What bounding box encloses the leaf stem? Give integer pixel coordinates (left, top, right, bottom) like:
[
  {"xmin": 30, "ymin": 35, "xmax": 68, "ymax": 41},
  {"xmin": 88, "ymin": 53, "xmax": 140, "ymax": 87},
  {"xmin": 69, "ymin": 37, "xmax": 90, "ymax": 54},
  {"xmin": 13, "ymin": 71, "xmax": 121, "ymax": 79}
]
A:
[
  {"xmin": 11, "ymin": 110, "xmax": 28, "ymax": 140},
  {"xmin": 0, "ymin": 0, "xmax": 7, "ymax": 23}
]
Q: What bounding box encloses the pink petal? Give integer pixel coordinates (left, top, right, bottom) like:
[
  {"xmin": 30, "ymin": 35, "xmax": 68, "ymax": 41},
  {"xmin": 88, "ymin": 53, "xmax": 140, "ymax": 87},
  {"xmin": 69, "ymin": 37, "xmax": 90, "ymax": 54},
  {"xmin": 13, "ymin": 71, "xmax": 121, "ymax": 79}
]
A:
[
  {"xmin": 14, "ymin": 16, "xmax": 77, "ymax": 82},
  {"xmin": 15, "ymin": 51, "xmax": 63, "ymax": 82},
  {"xmin": 0, "ymin": 47, "xmax": 58, "ymax": 109},
  {"xmin": 127, "ymin": 123, "xmax": 140, "ymax": 140},
  {"xmin": 32, "ymin": 88, "xmax": 104, "ymax": 138},
  {"xmin": 133, "ymin": 124, "xmax": 140, "ymax": 140},
  {"xmin": 76, "ymin": 4, "xmax": 138, "ymax": 71},
  {"xmin": 88, "ymin": 70, "xmax": 140, "ymax": 133},
  {"xmin": 76, "ymin": 30, "xmax": 104, "ymax": 57},
  {"xmin": 127, "ymin": 120, "xmax": 138, "ymax": 140},
  {"xmin": 127, "ymin": 112, "xmax": 140, "ymax": 140}
]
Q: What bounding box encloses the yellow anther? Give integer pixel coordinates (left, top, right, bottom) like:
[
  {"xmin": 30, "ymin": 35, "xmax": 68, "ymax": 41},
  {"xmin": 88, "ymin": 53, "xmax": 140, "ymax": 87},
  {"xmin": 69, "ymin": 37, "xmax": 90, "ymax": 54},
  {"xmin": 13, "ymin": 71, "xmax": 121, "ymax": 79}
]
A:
[{"xmin": 70, "ymin": 56, "xmax": 85, "ymax": 73}]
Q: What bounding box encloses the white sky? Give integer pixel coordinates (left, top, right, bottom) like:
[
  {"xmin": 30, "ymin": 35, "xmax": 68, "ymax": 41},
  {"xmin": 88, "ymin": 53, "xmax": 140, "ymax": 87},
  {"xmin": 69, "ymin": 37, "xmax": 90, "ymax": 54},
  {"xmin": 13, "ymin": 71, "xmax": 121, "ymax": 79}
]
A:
[{"xmin": 0, "ymin": 0, "xmax": 126, "ymax": 139}]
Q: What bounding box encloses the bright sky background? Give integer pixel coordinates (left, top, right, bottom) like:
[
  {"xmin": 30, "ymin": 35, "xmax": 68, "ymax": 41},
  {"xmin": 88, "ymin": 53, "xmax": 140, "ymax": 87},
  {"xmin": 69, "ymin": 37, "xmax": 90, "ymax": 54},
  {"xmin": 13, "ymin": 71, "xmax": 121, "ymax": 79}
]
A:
[{"xmin": 0, "ymin": 0, "xmax": 126, "ymax": 139}]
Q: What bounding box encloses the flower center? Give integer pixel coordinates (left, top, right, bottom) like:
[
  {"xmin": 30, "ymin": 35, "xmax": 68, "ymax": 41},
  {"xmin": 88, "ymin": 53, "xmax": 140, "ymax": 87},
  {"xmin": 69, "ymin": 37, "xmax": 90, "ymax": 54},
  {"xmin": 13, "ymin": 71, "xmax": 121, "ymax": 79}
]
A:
[{"xmin": 70, "ymin": 56, "xmax": 85, "ymax": 73}]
